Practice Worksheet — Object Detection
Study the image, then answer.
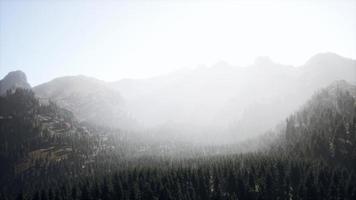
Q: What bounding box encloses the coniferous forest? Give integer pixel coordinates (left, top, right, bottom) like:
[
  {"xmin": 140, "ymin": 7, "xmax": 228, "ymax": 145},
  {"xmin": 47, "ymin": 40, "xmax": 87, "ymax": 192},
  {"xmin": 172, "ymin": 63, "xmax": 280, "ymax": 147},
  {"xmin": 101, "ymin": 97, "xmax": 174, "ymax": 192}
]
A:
[
  {"xmin": 2, "ymin": 1, "xmax": 356, "ymax": 199},
  {"xmin": 0, "ymin": 80, "xmax": 355, "ymax": 200}
]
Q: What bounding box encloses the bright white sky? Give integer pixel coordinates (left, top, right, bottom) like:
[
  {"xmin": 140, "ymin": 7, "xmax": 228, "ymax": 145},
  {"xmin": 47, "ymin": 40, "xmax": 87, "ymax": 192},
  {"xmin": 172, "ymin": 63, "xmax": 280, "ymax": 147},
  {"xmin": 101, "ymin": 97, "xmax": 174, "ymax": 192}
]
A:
[{"xmin": 1, "ymin": 0, "xmax": 356, "ymax": 86}]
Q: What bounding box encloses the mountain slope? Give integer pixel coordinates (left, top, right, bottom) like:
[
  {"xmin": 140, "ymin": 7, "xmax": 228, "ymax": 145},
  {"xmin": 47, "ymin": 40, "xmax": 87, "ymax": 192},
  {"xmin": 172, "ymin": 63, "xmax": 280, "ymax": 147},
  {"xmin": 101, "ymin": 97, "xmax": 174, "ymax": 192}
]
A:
[
  {"xmin": 33, "ymin": 76, "xmax": 137, "ymax": 130},
  {"xmin": 270, "ymin": 80, "xmax": 356, "ymax": 169},
  {"xmin": 110, "ymin": 59, "xmax": 298, "ymax": 130},
  {"xmin": 3, "ymin": 82, "xmax": 355, "ymax": 200},
  {"xmin": 0, "ymin": 71, "xmax": 31, "ymax": 96},
  {"xmin": 0, "ymin": 88, "xmax": 100, "ymax": 191},
  {"xmin": 108, "ymin": 52, "xmax": 356, "ymax": 141},
  {"xmin": 1, "ymin": 79, "xmax": 355, "ymax": 200}
]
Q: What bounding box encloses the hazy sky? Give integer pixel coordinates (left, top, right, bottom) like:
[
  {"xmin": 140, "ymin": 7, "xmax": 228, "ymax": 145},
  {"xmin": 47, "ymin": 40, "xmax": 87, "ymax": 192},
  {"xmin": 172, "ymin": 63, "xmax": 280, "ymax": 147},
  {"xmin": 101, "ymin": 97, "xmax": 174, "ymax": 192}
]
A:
[{"xmin": 1, "ymin": 0, "xmax": 356, "ymax": 86}]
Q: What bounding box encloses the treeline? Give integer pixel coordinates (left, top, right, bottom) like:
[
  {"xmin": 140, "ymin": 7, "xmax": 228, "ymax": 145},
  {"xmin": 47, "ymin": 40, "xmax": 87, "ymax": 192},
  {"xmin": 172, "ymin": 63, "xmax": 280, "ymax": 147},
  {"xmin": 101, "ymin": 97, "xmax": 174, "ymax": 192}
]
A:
[
  {"xmin": 0, "ymin": 82, "xmax": 355, "ymax": 199},
  {"xmin": 272, "ymin": 84, "xmax": 356, "ymax": 170},
  {"xmin": 5, "ymin": 154, "xmax": 356, "ymax": 200},
  {"xmin": 0, "ymin": 89, "xmax": 106, "ymax": 196}
]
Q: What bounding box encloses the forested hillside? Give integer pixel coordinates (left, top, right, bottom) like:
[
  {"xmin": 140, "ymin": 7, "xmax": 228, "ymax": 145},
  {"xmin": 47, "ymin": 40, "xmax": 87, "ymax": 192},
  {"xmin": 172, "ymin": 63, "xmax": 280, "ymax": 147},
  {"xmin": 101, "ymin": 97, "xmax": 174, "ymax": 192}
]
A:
[
  {"xmin": 272, "ymin": 81, "xmax": 356, "ymax": 170},
  {"xmin": 0, "ymin": 88, "xmax": 127, "ymax": 197},
  {"xmin": 1, "ymin": 0, "xmax": 355, "ymax": 199},
  {"xmin": 0, "ymin": 81, "xmax": 355, "ymax": 199}
]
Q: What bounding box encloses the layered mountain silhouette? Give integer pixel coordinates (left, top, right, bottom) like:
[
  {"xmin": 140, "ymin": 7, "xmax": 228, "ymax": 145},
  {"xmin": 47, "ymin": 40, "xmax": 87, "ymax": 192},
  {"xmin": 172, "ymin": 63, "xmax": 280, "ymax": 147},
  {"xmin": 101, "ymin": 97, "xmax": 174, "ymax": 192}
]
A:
[
  {"xmin": 1, "ymin": 53, "xmax": 356, "ymax": 199},
  {"xmin": 109, "ymin": 52, "xmax": 355, "ymax": 142},
  {"xmin": 1, "ymin": 52, "xmax": 355, "ymax": 142},
  {"xmin": 231, "ymin": 53, "xmax": 356, "ymax": 140},
  {"xmin": 1, "ymin": 76, "xmax": 355, "ymax": 190}
]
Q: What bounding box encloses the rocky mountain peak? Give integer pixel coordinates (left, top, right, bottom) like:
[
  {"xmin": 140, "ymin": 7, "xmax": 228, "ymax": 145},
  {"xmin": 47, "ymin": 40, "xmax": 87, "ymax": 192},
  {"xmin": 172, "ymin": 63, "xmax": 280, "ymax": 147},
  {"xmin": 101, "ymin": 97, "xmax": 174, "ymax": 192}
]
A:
[{"xmin": 0, "ymin": 70, "xmax": 31, "ymax": 95}]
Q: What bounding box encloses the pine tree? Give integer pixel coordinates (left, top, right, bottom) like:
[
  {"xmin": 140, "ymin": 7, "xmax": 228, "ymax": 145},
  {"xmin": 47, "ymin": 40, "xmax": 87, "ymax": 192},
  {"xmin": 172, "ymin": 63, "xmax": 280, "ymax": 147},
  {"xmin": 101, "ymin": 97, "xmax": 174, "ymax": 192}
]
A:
[
  {"xmin": 80, "ymin": 184, "xmax": 90, "ymax": 200},
  {"xmin": 305, "ymin": 172, "xmax": 317, "ymax": 200},
  {"xmin": 112, "ymin": 173, "xmax": 123, "ymax": 200},
  {"xmin": 31, "ymin": 192, "xmax": 40, "ymax": 200},
  {"xmin": 159, "ymin": 188, "xmax": 173, "ymax": 200},
  {"xmin": 71, "ymin": 187, "xmax": 78, "ymax": 200},
  {"xmin": 41, "ymin": 190, "xmax": 48, "ymax": 200}
]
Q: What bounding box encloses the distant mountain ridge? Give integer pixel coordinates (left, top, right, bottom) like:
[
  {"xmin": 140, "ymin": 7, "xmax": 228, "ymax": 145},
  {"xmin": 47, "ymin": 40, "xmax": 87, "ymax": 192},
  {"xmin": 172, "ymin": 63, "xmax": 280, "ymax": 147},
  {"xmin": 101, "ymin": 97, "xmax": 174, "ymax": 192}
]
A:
[
  {"xmin": 2, "ymin": 52, "xmax": 355, "ymax": 142},
  {"xmin": 108, "ymin": 52, "xmax": 356, "ymax": 141}
]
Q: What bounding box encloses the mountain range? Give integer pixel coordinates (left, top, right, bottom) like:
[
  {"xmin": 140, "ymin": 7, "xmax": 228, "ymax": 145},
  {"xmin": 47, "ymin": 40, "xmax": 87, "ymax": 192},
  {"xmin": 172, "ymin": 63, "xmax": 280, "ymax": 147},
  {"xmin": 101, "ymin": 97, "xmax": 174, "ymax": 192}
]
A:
[
  {"xmin": 1, "ymin": 52, "xmax": 355, "ymax": 142},
  {"xmin": 1, "ymin": 53, "xmax": 356, "ymax": 199},
  {"xmin": 110, "ymin": 52, "xmax": 356, "ymax": 142}
]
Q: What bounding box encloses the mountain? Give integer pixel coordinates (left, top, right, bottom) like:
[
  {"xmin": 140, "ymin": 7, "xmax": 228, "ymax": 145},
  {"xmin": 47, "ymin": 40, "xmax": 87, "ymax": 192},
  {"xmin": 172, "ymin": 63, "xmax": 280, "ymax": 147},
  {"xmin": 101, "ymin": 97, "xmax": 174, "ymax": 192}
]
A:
[
  {"xmin": 3, "ymin": 52, "xmax": 354, "ymax": 143},
  {"xmin": 109, "ymin": 52, "xmax": 356, "ymax": 142},
  {"xmin": 111, "ymin": 59, "xmax": 298, "ymax": 128},
  {"xmin": 228, "ymin": 53, "xmax": 356, "ymax": 141},
  {"xmin": 0, "ymin": 88, "xmax": 142, "ymax": 195},
  {"xmin": 33, "ymin": 75, "xmax": 137, "ymax": 130},
  {"xmin": 271, "ymin": 80, "xmax": 356, "ymax": 169},
  {"xmin": 299, "ymin": 52, "xmax": 356, "ymax": 92},
  {"xmin": 2, "ymin": 82, "xmax": 355, "ymax": 200},
  {"xmin": 1, "ymin": 74, "xmax": 355, "ymax": 199},
  {"xmin": 0, "ymin": 70, "xmax": 31, "ymax": 96},
  {"xmin": 0, "ymin": 88, "xmax": 95, "ymax": 191}
]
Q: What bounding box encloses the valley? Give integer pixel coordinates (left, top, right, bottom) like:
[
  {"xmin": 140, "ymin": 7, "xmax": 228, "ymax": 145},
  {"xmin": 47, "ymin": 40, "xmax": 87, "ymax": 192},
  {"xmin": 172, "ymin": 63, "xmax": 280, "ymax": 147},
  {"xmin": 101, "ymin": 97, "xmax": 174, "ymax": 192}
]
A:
[{"xmin": 0, "ymin": 53, "xmax": 355, "ymax": 199}]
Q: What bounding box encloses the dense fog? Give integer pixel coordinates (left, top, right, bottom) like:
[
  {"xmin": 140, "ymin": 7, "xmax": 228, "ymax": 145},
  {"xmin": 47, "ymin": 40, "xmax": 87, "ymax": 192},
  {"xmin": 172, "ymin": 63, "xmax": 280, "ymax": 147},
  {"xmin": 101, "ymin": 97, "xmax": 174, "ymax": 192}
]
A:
[{"xmin": 31, "ymin": 53, "xmax": 356, "ymax": 144}]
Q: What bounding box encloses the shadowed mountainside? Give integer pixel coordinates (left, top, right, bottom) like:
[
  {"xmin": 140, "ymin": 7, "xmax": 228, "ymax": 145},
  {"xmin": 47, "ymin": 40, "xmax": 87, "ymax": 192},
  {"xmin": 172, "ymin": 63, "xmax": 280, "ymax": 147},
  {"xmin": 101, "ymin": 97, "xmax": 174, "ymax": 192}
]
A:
[
  {"xmin": 33, "ymin": 76, "xmax": 138, "ymax": 130},
  {"xmin": 0, "ymin": 70, "xmax": 31, "ymax": 96}
]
